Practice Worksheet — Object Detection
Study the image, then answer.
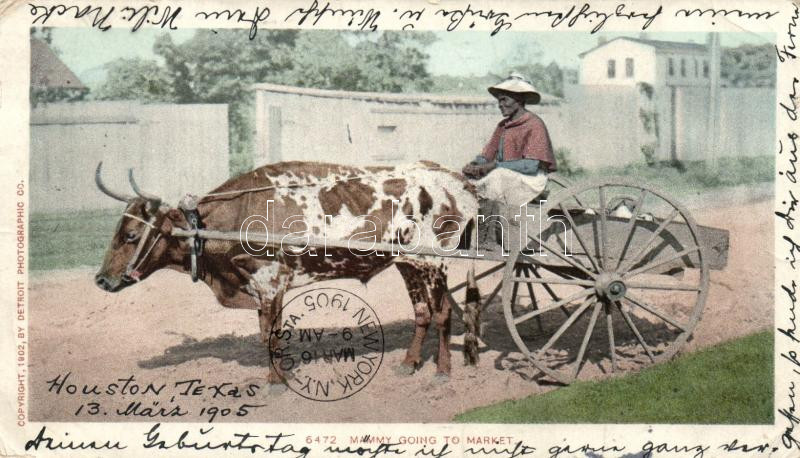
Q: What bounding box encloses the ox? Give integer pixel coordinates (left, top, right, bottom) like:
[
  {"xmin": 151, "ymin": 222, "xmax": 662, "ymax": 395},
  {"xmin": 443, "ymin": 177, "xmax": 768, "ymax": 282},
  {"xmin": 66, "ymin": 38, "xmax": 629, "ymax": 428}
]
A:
[{"xmin": 94, "ymin": 161, "xmax": 480, "ymax": 387}]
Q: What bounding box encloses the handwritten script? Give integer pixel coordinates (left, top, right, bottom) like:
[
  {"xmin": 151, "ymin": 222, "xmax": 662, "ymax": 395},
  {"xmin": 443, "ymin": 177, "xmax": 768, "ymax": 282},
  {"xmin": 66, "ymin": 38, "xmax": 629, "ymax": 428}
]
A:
[
  {"xmin": 28, "ymin": 1, "xmax": 779, "ymax": 38},
  {"xmin": 778, "ymin": 1, "xmax": 800, "ymax": 454}
]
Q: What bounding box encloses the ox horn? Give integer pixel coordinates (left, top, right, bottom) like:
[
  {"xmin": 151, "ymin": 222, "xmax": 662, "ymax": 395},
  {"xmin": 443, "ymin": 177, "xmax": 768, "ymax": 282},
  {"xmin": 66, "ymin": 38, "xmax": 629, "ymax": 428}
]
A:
[
  {"xmin": 128, "ymin": 169, "xmax": 162, "ymax": 209},
  {"xmin": 95, "ymin": 162, "xmax": 134, "ymax": 202}
]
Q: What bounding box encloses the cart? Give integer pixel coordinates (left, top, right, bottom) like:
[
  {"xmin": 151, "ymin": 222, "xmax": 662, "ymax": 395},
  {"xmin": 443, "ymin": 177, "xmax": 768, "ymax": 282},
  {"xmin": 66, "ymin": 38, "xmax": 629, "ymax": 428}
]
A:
[
  {"xmin": 445, "ymin": 175, "xmax": 728, "ymax": 384},
  {"xmin": 173, "ymin": 175, "xmax": 729, "ymax": 385}
]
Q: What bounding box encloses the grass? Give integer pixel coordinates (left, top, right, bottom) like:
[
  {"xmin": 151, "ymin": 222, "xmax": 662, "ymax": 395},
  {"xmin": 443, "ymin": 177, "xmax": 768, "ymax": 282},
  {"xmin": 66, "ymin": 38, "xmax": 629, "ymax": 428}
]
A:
[
  {"xmin": 454, "ymin": 331, "xmax": 774, "ymax": 424},
  {"xmin": 562, "ymin": 155, "xmax": 774, "ymax": 200},
  {"xmin": 30, "ymin": 208, "xmax": 120, "ymax": 271}
]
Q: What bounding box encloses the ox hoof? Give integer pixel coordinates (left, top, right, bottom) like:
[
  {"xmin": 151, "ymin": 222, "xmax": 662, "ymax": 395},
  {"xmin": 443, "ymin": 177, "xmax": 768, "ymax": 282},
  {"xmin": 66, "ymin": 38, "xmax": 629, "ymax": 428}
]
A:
[
  {"xmin": 267, "ymin": 383, "xmax": 288, "ymax": 395},
  {"xmin": 393, "ymin": 364, "xmax": 416, "ymax": 377},
  {"xmin": 433, "ymin": 373, "xmax": 450, "ymax": 384}
]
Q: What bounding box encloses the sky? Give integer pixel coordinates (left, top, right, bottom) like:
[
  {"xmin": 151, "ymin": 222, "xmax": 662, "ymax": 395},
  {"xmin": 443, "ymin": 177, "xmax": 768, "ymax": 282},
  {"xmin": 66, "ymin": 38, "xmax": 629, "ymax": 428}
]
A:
[{"xmin": 49, "ymin": 27, "xmax": 774, "ymax": 89}]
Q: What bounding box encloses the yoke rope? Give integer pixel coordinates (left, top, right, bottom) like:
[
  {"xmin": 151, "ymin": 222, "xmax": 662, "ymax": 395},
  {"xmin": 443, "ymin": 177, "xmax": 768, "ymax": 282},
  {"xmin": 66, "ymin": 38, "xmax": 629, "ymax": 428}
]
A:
[
  {"xmin": 202, "ymin": 176, "xmax": 366, "ymax": 197},
  {"xmin": 200, "ymin": 164, "xmax": 452, "ymax": 199}
]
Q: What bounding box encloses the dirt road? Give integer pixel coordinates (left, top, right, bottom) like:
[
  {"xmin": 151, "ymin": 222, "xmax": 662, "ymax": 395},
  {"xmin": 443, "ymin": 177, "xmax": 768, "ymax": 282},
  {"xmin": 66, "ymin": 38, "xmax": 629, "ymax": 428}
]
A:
[{"xmin": 28, "ymin": 199, "xmax": 773, "ymax": 423}]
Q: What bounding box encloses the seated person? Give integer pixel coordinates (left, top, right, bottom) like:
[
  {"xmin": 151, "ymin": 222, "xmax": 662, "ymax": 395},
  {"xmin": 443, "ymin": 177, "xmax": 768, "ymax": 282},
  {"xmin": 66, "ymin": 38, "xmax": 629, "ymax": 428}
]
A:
[{"xmin": 463, "ymin": 73, "xmax": 557, "ymax": 209}]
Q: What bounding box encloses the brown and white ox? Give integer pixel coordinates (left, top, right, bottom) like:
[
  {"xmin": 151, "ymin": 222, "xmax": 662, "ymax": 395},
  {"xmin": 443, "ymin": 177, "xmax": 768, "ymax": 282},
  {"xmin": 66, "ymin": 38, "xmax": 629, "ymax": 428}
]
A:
[{"xmin": 94, "ymin": 160, "xmax": 479, "ymax": 387}]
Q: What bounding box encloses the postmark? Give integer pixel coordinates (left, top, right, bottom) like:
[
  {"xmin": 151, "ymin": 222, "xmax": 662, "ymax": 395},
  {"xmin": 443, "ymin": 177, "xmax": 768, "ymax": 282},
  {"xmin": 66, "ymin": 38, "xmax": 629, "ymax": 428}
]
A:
[{"xmin": 269, "ymin": 287, "xmax": 384, "ymax": 401}]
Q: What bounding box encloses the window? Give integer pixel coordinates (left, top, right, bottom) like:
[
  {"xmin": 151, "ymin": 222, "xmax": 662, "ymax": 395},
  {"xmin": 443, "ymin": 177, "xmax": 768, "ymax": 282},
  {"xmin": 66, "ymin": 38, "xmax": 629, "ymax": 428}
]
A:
[
  {"xmin": 694, "ymin": 59, "xmax": 699, "ymax": 77},
  {"xmin": 668, "ymin": 58, "xmax": 675, "ymax": 76},
  {"xmin": 680, "ymin": 58, "xmax": 686, "ymax": 77},
  {"xmin": 625, "ymin": 58, "xmax": 634, "ymax": 78},
  {"xmin": 703, "ymin": 60, "xmax": 709, "ymax": 78},
  {"xmin": 607, "ymin": 59, "xmax": 616, "ymax": 78}
]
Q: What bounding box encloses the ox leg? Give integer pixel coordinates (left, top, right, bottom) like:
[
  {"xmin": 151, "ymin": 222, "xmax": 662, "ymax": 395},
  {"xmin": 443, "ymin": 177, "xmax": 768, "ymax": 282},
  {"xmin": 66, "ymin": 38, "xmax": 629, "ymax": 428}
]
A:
[
  {"xmin": 232, "ymin": 254, "xmax": 291, "ymax": 392},
  {"xmin": 265, "ymin": 286, "xmax": 289, "ymax": 391},
  {"xmin": 433, "ymin": 294, "xmax": 453, "ymax": 380},
  {"xmin": 395, "ymin": 260, "xmax": 452, "ymax": 378},
  {"xmin": 394, "ymin": 262, "xmax": 432, "ymax": 375},
  {"xmin": 256, "ymin": 305, "xmax": 286, "ymax": 393}
]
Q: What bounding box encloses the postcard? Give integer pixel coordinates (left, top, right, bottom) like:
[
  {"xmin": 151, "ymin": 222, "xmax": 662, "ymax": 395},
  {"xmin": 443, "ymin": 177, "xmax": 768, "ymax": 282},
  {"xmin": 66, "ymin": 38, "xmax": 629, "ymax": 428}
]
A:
[{"xmin": 0, "ymin": 0, "xmax": 796, "ymax": 456}]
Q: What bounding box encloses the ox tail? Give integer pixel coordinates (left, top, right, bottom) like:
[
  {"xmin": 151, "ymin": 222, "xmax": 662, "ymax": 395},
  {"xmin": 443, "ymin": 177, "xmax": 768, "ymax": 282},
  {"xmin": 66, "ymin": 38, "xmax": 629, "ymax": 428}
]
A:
[{"xmin": 462, "ymin": 264, "xmax": 482, "ymax": 366}]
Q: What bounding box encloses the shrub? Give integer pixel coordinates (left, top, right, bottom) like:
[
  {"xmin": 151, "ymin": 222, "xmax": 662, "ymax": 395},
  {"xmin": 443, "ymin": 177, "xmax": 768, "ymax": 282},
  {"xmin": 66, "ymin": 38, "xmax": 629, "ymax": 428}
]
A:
[
  {"xmin": 554, "ymin": 147, "xmax": 584, "ymax": 177},
  {"xmin": 637, "ymin": 81, "xmax": 654, "ymax": 100},
  {"xmin": 686, "ymin": 156, "xmax": 774, "ymax": 187},
  {"xmin": 640, "ymin": 144, "xmax": 657, "ymax": 166}
]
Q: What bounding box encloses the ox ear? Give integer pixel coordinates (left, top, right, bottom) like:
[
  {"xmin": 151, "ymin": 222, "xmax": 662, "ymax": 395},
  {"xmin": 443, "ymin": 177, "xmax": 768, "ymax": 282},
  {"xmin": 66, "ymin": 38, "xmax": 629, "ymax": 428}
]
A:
[
  {"xmin": 231, "ymin": 254, "xmax": 270, "ymax": 282},
  {"xmin": 160, "ymin": 208, "xmax": 187, "ymax": 234}
]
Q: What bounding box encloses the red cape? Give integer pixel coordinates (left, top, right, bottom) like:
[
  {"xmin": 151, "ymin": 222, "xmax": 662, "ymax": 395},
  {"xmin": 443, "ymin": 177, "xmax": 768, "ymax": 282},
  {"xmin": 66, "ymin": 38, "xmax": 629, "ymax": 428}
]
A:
[{"xmin": 481, "ymin": 111, "xmax": 557, "ymax": 172}]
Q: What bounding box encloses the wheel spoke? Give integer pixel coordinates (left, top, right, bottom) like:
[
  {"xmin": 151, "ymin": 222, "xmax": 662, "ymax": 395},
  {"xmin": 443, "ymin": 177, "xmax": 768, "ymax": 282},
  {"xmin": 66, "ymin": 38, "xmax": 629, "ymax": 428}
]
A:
[
  {"xmin": 598, "ymin": 186, "xmax": 609, "ymax": 269},
  {"xmin": 616, "ymin": 301, "xmax": 655, "ymax": 363},
  {"xmin": 511, "ymin": 271, "xmax": 521, "ymax": 309},
  {"xmin": 614, "ymin": 189, "xmax": 648, "ymax": 272},
  {"xmin": 514, "ymin": 288, "xmax": 594, "ymax": 325},
  {"xmin": 623, "ymin": 246, "xmax": 701, "ymax": 278},
  {"xmin": 527, "ymin": 234, "xmax": 597, "ymax": 279},
  {"xmin": 624, "ymin": 294, "xmax": 687, "ymax": 332},
  {"xmin": 574, "ymin": 302, "xmax": 602, "ymax": 379},
  {"xmin": 625, "ymin": 281, "xmax": 700, "ymax": 291},
  {"xmin": 445, "ymin": 291, "xmax": 463, "ymax": 317},
  {"xmin": 539, "ymin": 299, "xmax": 594, "ymax": 354},
  {"xmin": 513, "ymin": 276, "xmax": 594, "ymax": 287},
  {"xmin": 520, "ymin": 266, "xmax": 543, "ymax": 331},
  {"xmin": 530, "ymin": 266, "xmax": 571, "ymax": 317},
  {"xmin": 483, "ymin": 280, "xmax": 503, "ymax": 307},
  {"xmin": 558, "ymin": 203, "xmax": 599, "ymax": 272},
  {"xmin": 619, "ymin": 208, "xmax": 680, "ymax": 273},
  {"xmin": 449, "ymin": 263, "xmax": 504, "ymax": 293},
  {"xmin": 552, "ymin": 231, "xmax": 593, "ymax": 272},
  {"xmin": 522, "ymin": 267, "xmax": 537, "ymax": 305},
  {"xmin": 605, "ymin": 303, "xmax": 617, "ymax": 373}
]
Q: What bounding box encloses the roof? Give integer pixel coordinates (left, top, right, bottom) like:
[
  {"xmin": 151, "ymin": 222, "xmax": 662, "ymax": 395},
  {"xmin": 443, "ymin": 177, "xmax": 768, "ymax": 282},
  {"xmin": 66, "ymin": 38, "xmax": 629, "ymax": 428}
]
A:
[
  {"xmin": 251, "ymin": 82, "xmax": 561, "ymax": 106},
  {"xmin": 30, "ymin": 38, "xmax": 86, "ymax": 90},
  {"xmin": 579, "ymin": 37, "xmax": 708, "ymax": 58}
]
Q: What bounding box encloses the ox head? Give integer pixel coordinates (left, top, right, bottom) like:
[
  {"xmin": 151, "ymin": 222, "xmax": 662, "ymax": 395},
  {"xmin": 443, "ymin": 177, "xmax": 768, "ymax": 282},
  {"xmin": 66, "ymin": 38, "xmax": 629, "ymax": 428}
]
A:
[{"xmin": 94, "ymin": 162, "xmax": 190, "ymax": 292}]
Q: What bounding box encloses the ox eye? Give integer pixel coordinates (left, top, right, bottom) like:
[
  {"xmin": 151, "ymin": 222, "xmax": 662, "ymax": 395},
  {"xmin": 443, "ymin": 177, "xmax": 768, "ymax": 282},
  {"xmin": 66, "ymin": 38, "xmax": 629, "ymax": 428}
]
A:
[{"xmin": 125, "ymin": 231, "xmax": 140, "ymax": 243}]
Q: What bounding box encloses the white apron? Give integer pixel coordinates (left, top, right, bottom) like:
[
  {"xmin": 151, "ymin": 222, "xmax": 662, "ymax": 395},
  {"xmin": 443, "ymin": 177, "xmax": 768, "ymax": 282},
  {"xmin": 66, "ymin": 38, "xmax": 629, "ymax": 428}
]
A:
[{"xmin": 476, "ymin": 168, "xmax": 548, "ymax": 209}]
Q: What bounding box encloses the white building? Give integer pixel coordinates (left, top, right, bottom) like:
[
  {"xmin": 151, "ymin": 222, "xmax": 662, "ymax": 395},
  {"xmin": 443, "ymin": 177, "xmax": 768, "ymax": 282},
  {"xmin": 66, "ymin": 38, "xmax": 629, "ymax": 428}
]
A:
[{"xmin": 579, "ymin": 37, "xmax": 711, "ymax": 87}]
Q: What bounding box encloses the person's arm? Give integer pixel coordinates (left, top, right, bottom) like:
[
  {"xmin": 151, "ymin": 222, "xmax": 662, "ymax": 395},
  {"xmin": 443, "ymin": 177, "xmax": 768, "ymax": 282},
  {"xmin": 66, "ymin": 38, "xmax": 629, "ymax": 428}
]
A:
[{"xmin": 496, "ymin": 158, "xmax": 540, "ymax": 175}]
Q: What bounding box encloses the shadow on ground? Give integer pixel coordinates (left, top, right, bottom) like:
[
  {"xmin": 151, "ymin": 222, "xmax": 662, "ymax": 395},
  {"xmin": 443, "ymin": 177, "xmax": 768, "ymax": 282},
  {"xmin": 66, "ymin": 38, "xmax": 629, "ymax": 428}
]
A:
[{"xmin": 139, "ymin": 298, "xmax": 678, "ymax": 387}]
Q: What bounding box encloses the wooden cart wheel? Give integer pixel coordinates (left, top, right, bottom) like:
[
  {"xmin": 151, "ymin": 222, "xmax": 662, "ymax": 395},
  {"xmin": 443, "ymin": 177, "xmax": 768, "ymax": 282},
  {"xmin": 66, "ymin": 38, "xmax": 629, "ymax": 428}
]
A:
[
  {"xmin": 501, "ymin": 178, "xmax": 709, "ymax": 384},
  {"xmin": 546, "ymin": 173, "xmax": 573, "ymax": 191},
  {"xmin": 447, "ymin": 176, "xmax": 584, "ymax": 331},
  {"xmin": 544, "ymin": 173, "xmax": 584, "ymax": 207}
]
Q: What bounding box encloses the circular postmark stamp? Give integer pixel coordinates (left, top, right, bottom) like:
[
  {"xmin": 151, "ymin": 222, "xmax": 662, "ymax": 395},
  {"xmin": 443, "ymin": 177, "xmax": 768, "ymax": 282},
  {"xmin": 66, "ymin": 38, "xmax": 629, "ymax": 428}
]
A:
[{"xmin": 269, "ymin": 287, "xmax": 384, "ymax": 401}]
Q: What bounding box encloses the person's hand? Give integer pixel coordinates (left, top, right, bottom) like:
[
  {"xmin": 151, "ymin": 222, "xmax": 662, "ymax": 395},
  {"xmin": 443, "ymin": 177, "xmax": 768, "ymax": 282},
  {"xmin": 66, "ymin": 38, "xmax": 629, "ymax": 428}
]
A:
[
  {"xmin": 462, "ymin": 162, "xmax": 481, "ymax": 178},
  {"xmin": 463, "ymin": 160, "xmax": 497, "ymax": 178},
  {"xmin": 475, "ymin": 161, "xmax": 497, "ymax": 177}
]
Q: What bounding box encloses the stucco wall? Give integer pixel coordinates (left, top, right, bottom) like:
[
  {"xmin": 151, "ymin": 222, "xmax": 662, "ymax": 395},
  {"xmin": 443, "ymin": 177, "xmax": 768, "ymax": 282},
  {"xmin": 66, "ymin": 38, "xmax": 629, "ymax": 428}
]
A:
[
  {"xmin": 717, "ymin": 88, "xmax": 776, "ymax": 157},
  {"xmin": 30, "ymin": 101, "xmax": 229, "ymax": 213},
  {"xmin": 254, "ymin": 84, "xmax": 567, "ymax": 171},
  {"xmin": 253, "ymin": 83, "xmax": 775, "ymax": 175}
]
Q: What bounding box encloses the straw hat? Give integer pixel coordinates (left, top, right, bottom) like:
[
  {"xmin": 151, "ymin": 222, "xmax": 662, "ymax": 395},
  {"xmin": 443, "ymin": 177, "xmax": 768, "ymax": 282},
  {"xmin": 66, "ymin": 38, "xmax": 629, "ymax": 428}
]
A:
[{"xmin": 487, "ymin": 72, "xmax": 541, "ymax": 105}]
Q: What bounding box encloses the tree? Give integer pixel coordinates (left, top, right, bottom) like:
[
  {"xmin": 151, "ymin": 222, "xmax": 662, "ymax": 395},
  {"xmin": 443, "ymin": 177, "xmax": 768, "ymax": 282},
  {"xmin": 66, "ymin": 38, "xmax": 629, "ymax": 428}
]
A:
[
  {"xmin": 30, "ymin": 87, "xmax": 88, "ymax": 107},
  {"xmin": 721, "ymin": 43, "xmax": 775, "ymax": 87},
  {"xmin": 94, "ymin": 58, "xmax": 174, "ymax": 102},
  {"xmin": 351, "ymin": 32, "xmax": 435, "ymax": 92},
  {"xmin": 31, "ymin": 27, "xmax": 54, "ymax": 45},
  {"xmin": 281, "ymin": 31, "xmax": 365, "ymax": 91}
]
